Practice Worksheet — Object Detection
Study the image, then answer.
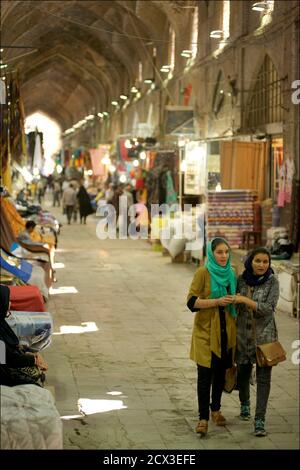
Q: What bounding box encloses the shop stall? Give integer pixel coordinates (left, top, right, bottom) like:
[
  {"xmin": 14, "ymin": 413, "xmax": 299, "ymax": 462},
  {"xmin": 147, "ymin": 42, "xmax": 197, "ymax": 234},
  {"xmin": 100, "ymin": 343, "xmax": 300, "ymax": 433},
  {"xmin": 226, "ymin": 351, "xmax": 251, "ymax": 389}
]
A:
[{"xmin": 207, "ymin": 190, "xmax": 258, "ymax": 249}]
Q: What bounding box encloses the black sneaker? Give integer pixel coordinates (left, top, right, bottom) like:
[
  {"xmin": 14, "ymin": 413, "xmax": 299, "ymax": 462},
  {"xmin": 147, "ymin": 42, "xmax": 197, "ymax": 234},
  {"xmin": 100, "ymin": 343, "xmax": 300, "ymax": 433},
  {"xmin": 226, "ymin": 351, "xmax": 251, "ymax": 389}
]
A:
[{"xmin": 254, "ymin": 418, "xmax": 267, "ymax": 436}]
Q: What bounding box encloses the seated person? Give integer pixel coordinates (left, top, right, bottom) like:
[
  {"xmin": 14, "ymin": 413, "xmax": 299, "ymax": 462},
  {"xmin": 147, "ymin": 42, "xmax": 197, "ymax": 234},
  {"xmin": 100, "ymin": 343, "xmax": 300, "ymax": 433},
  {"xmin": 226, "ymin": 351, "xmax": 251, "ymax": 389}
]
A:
[
  {"xmin": 0, "ymin": 285, "xmax": 48, "ymax": 387},
  {"xmin": 17, "ymin": 221, "xmax": 48, "ymax": 248},
  {"xmin": 18, "ymin": 221, "xmax": 55, "ymax": 277}
]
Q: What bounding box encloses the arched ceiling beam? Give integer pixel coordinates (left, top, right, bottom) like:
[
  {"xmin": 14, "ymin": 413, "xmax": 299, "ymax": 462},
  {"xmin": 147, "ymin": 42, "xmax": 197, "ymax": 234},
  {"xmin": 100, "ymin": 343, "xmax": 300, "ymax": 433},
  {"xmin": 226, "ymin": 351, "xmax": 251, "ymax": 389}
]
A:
[
  {"xmin": 21, "ymin": 45, "xmax": 109, "ymax": 109},
  {"xmin": 22, "ymin": 60, "xmax": 97, "ymax": 127},
  {"xmin": 2, "ymin": 1, "xmax": 151, "ymax": 82}
]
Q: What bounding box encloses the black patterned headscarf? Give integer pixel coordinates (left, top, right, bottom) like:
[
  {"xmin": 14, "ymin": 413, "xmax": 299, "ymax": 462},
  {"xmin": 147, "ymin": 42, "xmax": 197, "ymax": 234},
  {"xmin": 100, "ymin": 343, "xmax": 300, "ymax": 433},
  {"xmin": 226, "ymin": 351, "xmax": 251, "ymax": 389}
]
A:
[
  {"xmin": 0, "ymin": 285, "xmax": 19, "ymax": 347},
  {"xmin": 242, "ymin": 248, "xmax": 274, "ymax": 287}
]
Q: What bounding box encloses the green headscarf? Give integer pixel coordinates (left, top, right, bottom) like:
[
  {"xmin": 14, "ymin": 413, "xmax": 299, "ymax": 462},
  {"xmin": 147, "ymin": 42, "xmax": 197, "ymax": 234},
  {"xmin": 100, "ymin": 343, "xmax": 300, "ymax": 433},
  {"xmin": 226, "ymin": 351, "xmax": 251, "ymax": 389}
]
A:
[{"xmin": 205, "ymin": 237, "xmax": 237, "ymax": 318}]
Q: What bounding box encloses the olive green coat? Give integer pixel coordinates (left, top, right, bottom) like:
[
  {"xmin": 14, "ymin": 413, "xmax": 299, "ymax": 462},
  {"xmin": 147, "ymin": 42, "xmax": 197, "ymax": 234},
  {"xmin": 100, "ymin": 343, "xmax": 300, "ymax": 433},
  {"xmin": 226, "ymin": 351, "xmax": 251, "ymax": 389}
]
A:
[{"xmin": 187, "ymin": 266, "xmax": 236, "ymax": 368}]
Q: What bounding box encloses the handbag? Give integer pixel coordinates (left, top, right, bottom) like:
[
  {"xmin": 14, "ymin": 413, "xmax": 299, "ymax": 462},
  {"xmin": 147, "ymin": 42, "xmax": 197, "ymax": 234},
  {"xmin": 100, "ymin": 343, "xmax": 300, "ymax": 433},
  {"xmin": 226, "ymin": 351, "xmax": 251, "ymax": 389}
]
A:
[
  {"xmin": 224, "ymin": 364, "xmax": 237, "ymax": 393},
  {"xmin": 256, "ymin": 341, "xmax": 286, "ymax": 367},
  {"xmin": 248, "ymin": 287, "xmax": 286, "ymax": 368}
]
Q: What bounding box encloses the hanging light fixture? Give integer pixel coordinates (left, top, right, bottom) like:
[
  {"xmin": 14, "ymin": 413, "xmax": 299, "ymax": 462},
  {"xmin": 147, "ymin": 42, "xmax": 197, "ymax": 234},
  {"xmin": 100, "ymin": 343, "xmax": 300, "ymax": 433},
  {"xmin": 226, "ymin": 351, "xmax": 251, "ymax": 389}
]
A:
[
  {"xmin": 252, "ymin": 1, "xmax": 271, "ymax": 11},
  {"xmin": 210, "ymin": 30, "xmax": 224, "ymax": 39},
  {"xmin": 160, "ymin": 65, "xmax": 171, "ymax": 73},
  {"xmin": 180, "ymin": 50, "xmax": 193, "ymax": 58},
  {"xmin": 144, "ymin": 78, "xmax": 154, "ymax": 84}
]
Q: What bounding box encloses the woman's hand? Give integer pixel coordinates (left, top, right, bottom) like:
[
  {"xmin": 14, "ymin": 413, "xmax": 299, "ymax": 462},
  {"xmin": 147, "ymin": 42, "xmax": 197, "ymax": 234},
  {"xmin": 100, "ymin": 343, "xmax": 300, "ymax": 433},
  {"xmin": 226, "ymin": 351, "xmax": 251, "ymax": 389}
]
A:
[
  {"xmin": 217, "ymin": 295, "xmax": 235, "ymax": 306},
  {"xmin": 35, "ymin": 354, "xmax": 48, "ymax": 371},
  {"xmin": 233, "ymin": 294, "xmax": 245, "ymax": 304},
  {"xmin": 232, "ymin": 294, "xmax": 258, "ymax": 311},
  {"xmin": 234, "ymin": 294, "xmax": 250, "ymax": 305}
]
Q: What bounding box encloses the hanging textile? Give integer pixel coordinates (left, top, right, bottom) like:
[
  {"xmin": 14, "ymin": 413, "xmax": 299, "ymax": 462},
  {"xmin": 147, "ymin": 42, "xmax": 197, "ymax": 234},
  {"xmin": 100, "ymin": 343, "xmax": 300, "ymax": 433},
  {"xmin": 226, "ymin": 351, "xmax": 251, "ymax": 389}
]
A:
[
  {"xmin": 8, "ymin": 75, "xmax": 27, "ymax": 163},
  {"xmin": 289, "ymin": 179, "xmax": 300, "ymax": 250},
  {"xmin": 285, "ymin": 159, "xmax": 295, "ymax": 204},
  {"xmin": 166, "ymin": 170, "xmax": 177, "ymax": 205},
  {"xmin": 0, "ymin": 79, "xmax": 6, "ymax": 104},
  {"xmin": 33, "ymin": 133, "xmax": 43, "ymax": 171},
  {"xmin": 221, "ymin": 141, "xmax": 267, "ymax": 201},
  {"xmin": 277, "ymin": 164, "xmax": 286, "ymax": 207},
  {"xmin": 0, "ymin": 84, "xmax": 9, "ymax": 176},
  {"xmin": 89, "ymin": 148, "xmax": 105, "ymax": 176},
  {"xmin": 2, "ymin": 161, "xmax": 12, "ymax": 194}
]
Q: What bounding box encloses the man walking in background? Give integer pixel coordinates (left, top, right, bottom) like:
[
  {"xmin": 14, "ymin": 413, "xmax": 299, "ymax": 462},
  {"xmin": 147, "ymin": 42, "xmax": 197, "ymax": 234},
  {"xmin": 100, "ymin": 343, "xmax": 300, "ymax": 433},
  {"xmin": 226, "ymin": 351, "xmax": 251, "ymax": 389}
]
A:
[{"xmin": 62, "ymin": 183, "xmax": 77, "ymax": 225}]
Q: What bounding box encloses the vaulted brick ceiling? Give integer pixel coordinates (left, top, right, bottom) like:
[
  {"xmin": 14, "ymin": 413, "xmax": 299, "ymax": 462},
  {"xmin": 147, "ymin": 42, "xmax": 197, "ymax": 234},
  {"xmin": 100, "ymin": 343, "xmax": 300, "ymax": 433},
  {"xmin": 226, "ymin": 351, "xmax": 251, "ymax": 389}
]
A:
[{"xmin": 1, "ymin": 0, "xmax": 192, "ymax": 130}]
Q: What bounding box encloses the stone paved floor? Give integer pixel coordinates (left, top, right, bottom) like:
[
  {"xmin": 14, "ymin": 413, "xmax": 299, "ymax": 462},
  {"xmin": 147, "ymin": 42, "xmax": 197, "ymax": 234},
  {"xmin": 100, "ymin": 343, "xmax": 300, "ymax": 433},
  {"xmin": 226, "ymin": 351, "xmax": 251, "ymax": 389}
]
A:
[{"xmin": 43, "ymin": 199, "xmax": 299, "ymax": 450}]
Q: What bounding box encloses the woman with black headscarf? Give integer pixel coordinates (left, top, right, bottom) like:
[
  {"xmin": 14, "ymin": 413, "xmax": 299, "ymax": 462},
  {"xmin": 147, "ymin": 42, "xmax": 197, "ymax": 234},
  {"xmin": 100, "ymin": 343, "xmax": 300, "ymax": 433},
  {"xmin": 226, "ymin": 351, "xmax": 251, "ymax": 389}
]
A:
[
  {"xmin": 233, "ymin": 248, "xmax": 279, "ymax": 437},
  {"xmin": 0, "ymin": 285, "xmax": 48, "ymax": 386},
  {"xmin": 77, "ymin": 183, "xmax": 94, "ymax": 224}
]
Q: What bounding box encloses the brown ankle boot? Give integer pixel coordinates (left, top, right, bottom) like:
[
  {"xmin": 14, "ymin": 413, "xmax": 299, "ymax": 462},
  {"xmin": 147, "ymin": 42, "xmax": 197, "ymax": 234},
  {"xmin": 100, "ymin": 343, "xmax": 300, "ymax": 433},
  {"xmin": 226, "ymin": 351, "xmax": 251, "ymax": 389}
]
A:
[
  {"xmin": 195, "ymin": 419, "xmax": 208, "ymax": 436},
  {"xmin": 211, "ymin": 410, "xmax": 226, "ymax": 426}
]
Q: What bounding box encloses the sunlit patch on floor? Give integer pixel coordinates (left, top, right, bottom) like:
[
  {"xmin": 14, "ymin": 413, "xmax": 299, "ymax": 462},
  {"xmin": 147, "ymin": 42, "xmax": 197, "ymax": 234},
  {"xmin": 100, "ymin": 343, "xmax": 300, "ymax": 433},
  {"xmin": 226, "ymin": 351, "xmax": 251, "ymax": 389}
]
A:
[
  {"xmin": 107, "ymin": 391, "xmax": 123, "ymax": 396},
  {"xmin": 60, "ymin": 414, "xmax": 83, "ymax": 420},
  {"xmin": 78, "ymin": 398, "xmax": 127, "ymax": 415},
  {"xmin": 49, "ymin": 286, "xmax": 78, "ymax": 294},
  {"xmin": 53, "ymin": 322, "xmax": 98, "ymax": 335},
  {"xmin": 53, "ymin": 262, "xmax": 65, "ymax": 269}
]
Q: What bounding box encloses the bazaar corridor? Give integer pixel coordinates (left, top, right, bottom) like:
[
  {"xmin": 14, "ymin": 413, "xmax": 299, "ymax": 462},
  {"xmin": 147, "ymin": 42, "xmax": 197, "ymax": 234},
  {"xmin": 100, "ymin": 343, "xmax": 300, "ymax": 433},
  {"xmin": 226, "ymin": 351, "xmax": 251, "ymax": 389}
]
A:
[{"xmin": 43, "ymin": 200, "xmax": 299, "ymax": 450}]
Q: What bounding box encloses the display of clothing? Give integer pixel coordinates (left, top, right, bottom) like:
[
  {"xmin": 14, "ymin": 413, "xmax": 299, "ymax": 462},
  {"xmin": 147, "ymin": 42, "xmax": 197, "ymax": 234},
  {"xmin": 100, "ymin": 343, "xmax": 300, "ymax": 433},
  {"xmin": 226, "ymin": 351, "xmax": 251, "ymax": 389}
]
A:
[
  {"xmin": 285, "ymin": 159, "xmax": 295, "ymax": 204},
  {"xmin": 0, "ymin": 79, "xmax": 6, "ymax": 104},
  {"xmin": 166, "ymin": 170, "xmax": 178, "ymax": 205},
  {"xmin": 277, "ymin": 164, "xmax": 286, "ymax": 207}
]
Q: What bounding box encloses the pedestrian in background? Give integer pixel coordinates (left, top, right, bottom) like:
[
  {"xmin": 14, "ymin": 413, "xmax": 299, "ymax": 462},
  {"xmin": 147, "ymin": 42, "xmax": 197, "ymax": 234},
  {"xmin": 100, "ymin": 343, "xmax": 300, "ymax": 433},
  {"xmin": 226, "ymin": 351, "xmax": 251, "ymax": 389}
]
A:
[
  {"xmin": 52, "ymin": 180, "xmax": 61, "ymax": 207},
  {"xmin": 77, "ymin": 182, "xmax": 94, "ymax": 224},
  {"xmin": 62, "ymin": 183, "xmax": 77, "ymax": 225}
]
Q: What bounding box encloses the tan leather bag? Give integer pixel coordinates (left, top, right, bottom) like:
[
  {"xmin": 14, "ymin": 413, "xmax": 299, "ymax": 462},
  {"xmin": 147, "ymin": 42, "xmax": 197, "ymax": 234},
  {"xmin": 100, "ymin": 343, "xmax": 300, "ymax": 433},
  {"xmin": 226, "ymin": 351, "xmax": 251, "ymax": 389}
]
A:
[
  {"xmin": 256, "ymin": 341, "xmax": 286, "ymax": 367},
  {"xmin": 247, "ymin": 286, "xmax": 286, "ymax": 368},
  {"xmin": 224, "ymin": 364, "xmax": 237, "ymax": 393}
]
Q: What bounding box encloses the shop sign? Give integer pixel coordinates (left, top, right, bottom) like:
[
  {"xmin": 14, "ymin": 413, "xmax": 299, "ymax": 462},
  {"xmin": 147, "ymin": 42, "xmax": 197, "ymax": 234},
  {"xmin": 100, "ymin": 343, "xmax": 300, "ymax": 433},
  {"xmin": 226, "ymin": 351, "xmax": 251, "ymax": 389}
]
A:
[{"xmin": 164, "ymin": 105, "xmax": 194, "ymax": 135}]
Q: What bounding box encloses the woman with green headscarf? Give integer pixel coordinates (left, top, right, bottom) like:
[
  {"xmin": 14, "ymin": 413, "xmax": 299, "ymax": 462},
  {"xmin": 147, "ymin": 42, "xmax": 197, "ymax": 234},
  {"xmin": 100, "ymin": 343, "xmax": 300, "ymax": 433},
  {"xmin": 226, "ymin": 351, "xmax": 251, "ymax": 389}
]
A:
[{"xmin": 187, "ymin": 237, "xmax": 237, "ymax": 436}]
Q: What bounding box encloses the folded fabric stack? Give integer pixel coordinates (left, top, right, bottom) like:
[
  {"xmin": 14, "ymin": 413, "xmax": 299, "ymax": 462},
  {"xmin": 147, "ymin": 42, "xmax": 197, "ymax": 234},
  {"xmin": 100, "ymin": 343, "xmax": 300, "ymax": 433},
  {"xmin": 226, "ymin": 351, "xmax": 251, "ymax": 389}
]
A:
[{"xmin": 207, "ymin": 190, "xmax": 258, "ymax": 248}]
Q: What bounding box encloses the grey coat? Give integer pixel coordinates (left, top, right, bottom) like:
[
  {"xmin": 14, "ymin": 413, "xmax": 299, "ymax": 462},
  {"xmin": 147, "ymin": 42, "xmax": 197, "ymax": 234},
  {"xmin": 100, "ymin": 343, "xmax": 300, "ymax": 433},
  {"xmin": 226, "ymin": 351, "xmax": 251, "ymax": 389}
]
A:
[{"xmin": 236, "ymin": 274, "xmax": 280, "ymax": 365}]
